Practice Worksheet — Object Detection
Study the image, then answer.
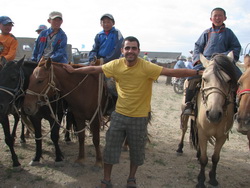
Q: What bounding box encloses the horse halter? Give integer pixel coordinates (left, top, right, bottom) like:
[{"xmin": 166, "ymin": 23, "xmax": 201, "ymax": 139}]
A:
[
  {"xmin": 26, "ymin": 64, "xmax": 60, "ymax": 106},
  {"xmin": 200, "ymin": 80, "xmax": 233, "ymax": 110},
  {"xmin": 0, "ymin": 68, "xmax": 25, "ymax": 111},
  {"xmin": 236, "ymin": 88, "xmax": 250, "ymax": 106}
]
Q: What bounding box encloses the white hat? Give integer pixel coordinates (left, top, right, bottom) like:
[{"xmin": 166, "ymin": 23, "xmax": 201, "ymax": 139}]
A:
[{"xmin": 49, "ymin": 11, "xmax": 63, "ymax": 19}]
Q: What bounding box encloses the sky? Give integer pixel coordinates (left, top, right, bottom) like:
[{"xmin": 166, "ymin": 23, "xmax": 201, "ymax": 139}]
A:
[{"xmin": 2, "ymin": 0, "xmax": 250, "ymax": 61}]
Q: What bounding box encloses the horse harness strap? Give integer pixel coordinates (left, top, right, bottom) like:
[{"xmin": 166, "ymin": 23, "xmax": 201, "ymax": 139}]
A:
[
  {"xmin": 201, "ymin": 82, "xmax": 233, "ymax": 111},
  {"xmin": 236, "ymin": 89, "xmax": 250, "ymax": 106}
]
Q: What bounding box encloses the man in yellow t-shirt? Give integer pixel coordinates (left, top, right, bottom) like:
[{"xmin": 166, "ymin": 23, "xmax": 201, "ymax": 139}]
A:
[
  {"xmin": 63, "ymin": 36, "xmax": 202, "ymax": 188},
  {"xmin": 0, "ymin": 16, "xmax": 18, "ymax": 61}
]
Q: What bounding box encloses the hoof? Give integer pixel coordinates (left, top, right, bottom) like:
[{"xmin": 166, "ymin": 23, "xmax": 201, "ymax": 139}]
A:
[
  {"xmin": 74, "ymin": 158, "xmax": 85, "ymax": 165},
  {"xmin": 54, "ymin": 161, "xmax": 64, "ymax": 167},
  {"xmin": 95, "ymin": 161, "xmax": 103, "ymax": 168},
  {"xmin": 29, "ymin": 160, "xmax": 41, "ymax": 166},
  {"xmin": 12, "ymin": 165, "xmax": 23, "ymax": 172}
]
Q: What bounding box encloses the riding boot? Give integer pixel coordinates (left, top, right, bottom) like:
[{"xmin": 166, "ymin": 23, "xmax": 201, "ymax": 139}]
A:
[{"xmin": 183, "ymin": 88, "xmax": 195, "ymax": 115}]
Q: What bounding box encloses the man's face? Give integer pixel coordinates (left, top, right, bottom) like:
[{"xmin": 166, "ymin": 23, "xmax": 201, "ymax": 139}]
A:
[
  {"xmin": 210, "ymin": 10, "xmax": 227, "ymax": 27},
  {"xmin": 122, "ymin": 41, "xmax": 140, "ymax": 63},
  {"xmin": 48, "ymin": 17, "xmax": 63, "ymax": 30},
  {"xmin": 0, "ymin": 23, "xmax": 13, "ymax": 35},
  {"xmin": 101, "ymin": 17, "xmax": 114, "ymax": 32}
]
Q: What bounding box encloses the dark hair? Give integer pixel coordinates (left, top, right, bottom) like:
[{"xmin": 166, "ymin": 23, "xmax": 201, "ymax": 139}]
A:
[
  {"xmin": 211, "ymin": 7, "xmax": 226, "ymax": 16},
  {"xmin": 122, "ymin": 36, "xmax": 140, "ymax": 49}
]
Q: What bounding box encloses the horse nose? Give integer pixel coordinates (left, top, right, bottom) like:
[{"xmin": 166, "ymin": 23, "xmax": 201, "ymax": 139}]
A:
[{"xmin": 206, "ymin": 110, "xmax": 222, "ymax": 123}]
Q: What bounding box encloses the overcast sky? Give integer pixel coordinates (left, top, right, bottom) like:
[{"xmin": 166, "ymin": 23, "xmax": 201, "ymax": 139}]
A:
[{"xmin": 2, "ymin": 0, "xmax": 249, "ymax": 61}]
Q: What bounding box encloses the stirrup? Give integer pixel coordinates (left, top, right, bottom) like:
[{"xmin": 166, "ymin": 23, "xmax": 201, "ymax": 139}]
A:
[{"xmin": 183, "ymin": 102, "xmax": 193, "ymax": 115}]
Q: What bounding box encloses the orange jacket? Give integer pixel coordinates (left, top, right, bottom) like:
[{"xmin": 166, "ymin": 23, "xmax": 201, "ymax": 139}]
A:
[{"xmin": 0, "ymin": 33, "xmax": 18, "ymax": 61}]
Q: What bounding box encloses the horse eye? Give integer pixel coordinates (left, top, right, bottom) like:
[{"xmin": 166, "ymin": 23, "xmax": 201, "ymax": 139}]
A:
[{"xmin": 37, "ymin": 80, "xmax": 44, "ymax": 84}]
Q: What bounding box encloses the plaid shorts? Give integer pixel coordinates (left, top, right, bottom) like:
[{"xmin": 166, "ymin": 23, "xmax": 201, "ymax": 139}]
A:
[{"xmin": 103, "ymin": 111, "xmax": 149, "ymax": 166}]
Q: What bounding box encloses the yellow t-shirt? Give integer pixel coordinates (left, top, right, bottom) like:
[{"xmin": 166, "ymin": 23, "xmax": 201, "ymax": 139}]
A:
[
  {"xmin": 102, "ymin": 57, "xmax": 163, "ymax": 117},
  {"xmin": 0, "ymin": 33, "xmax": 18, "ymax": 61}
]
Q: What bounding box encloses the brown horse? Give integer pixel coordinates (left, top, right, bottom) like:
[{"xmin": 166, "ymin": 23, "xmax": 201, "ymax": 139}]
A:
[
  {"xmin": 179, "ymin": 52, "xmax": 238, "ymax": 188},
  {"xmin": 236, "ymin": 54, "xmax": 250, "ymax": 150},
  {"xmin": 23, "ymin": 58, "xmax": 109, "ymax": 167}
]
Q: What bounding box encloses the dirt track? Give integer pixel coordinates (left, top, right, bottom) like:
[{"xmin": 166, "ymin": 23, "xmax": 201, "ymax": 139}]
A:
[{"xmin": 0, "ymin": 75, "xmax": 249, "ymax": 188}]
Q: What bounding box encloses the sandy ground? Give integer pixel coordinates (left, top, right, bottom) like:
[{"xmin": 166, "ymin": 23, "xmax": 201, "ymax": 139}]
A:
[{"xmin": 0, "ymin": 75, "xmax": 249, "ymax": 188}]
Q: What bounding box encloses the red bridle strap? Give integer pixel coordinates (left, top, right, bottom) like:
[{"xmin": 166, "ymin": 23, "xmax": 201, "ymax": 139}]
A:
[{"xmin": 237, "ymin": 89, "xmax": 250, "ymax": 95}]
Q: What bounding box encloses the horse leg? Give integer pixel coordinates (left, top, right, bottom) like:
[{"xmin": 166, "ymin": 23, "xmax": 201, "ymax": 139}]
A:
[
  {"xmin": 90, "ymin": 116, "xmax": 102, "ymax": 167},
  {"xmin": 20, "ymin": 123, "xmax": 26, "ymax": 143},
  {"xmin": 208, "ymin": 136, "xmax": 227, "ymax": 186},
  {"xmin": 74, "ymin": 119, "xmax": 86, "ymax": 164},
  {"xmin": 176, "ymin": 114, "xmax": 189, "ymax": 154},
  {"xmin": 64, "ymin": 111, "xmax": 75, "ymax": 142},
  {"xmin": 50, "ymin": 120, "xmax": 64, "ymax": 163},
  {"xmin": 247, "ymin": 131, "xmax": 250, "ymax": 150},
  {"xmin": 0, "ymin": 115, "xmax": 21, "ymax": 167},
  {"xmin": 10, "ymin": 113, "xmax": 19, "ymax": 143},
  {"xmin": 29, "ymin": 117, "xmax": 42, "ymax": 166},
  {"xmin": 196, "ymin": 135, "xmax": 208, "ymax": 188}
]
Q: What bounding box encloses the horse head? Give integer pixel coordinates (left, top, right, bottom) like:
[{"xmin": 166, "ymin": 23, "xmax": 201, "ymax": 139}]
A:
[
  {"xmin": 23, "ymin": 58, "xmax": 59, "ymax": 115},
  {"xmin": 0, "ymin": 57, "xmax": 26, "ymax": 114},
  {"xmin": 199, "ymin": 52, "xmax": 237, "ymax": 123},
  {"xmin": 236, "ymin": 54, "xmax": 250, "ymax": 136}
]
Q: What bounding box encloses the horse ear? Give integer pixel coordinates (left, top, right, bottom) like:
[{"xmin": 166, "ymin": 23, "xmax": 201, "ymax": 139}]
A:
[
  {"xmin": 44, "ymin": 58, "xmax": 52, "ymax": 69},
  {"xmin": 17, "ymin": 56, "xmax": 25, "ymax": 67},
  {"xmin": 244, "ymin": 54, "xmax": 250, "ymax": 70},
  {"xmin": 200, "ymin": 53, "xmax": 209, "ymax": 68},
  {"xmin": 227, "ymin": 51, "xmax": 234, "ymax": 62},
  {"xmin": 0, "ymin": 56, "xmax": 7, "ymax": 69}
]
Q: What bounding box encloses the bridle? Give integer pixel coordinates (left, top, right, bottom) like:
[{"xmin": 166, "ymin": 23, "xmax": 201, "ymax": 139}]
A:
[
  {"xmin": 236, "ymin": 88, "xmax": 250, "ymax": 106},
  {"xmin": 200, "ymin": 76, "xmax": 233, "ymax": 111},
  {"xmin": 0, "ymin": 68, "xmax": 25, "ymax": 113}
]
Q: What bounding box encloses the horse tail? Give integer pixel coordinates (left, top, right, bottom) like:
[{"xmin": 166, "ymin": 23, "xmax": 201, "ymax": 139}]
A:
[{"xmin": 189, "ymin": 119, "xmax": 199, "ymax": 150}]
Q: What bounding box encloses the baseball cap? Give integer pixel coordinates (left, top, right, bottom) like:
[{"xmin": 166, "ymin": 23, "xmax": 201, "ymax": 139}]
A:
[
  {"xmin": 35, "ymin": 24, "xmax": 47, "ymax": 32},
  {"xmin": 100, "ymin": 13, "xmax": 115, "ymax": 22},
  {"xmin": 178, "ymin": 55, "xmax": 186, "ymax": 60},
  {"xmin": 49, "ymin": 11, "xmax": 63, "ymax": 19},
  {"xmin": 0, "ymin": 16, "xmax": 14, "ymax": 25}
]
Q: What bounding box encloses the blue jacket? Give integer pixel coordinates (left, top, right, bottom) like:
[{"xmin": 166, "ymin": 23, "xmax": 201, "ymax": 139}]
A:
[
  {"xmin": 193, "ymin": 24, "xmax": 241, "ymax": 64},
  {"xmin": 88, "ymin": 27, "xmax": 123, "ymax": 63},
  {"xmin": 174, "ymin": 60, "xmax": 186, "ymax": 69},
  {"xmin": 32, "ymin": 28, "xmax": 68, "ymax": 63}
]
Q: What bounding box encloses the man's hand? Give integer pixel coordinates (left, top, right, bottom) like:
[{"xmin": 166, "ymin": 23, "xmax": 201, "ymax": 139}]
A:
[{"xmin": 63, "ymin": 64, "xmax": 75, "ymax": 73}]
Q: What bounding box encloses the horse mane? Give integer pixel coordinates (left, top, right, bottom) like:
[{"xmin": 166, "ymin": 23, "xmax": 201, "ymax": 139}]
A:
[
  {"xmin": 212, "ymin": 53, "xmax": 238, "ymax": 90},
  {"xmin": 2, "ymin": 60, "xmax": 16, "ymax": 70},
  {"xmin": 23, "ymin": 60, "xmax": 38, "ymax": 68},
  {"xmin": 38, "ymin": 60, "xmax": 87, "ymax": 69}
]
